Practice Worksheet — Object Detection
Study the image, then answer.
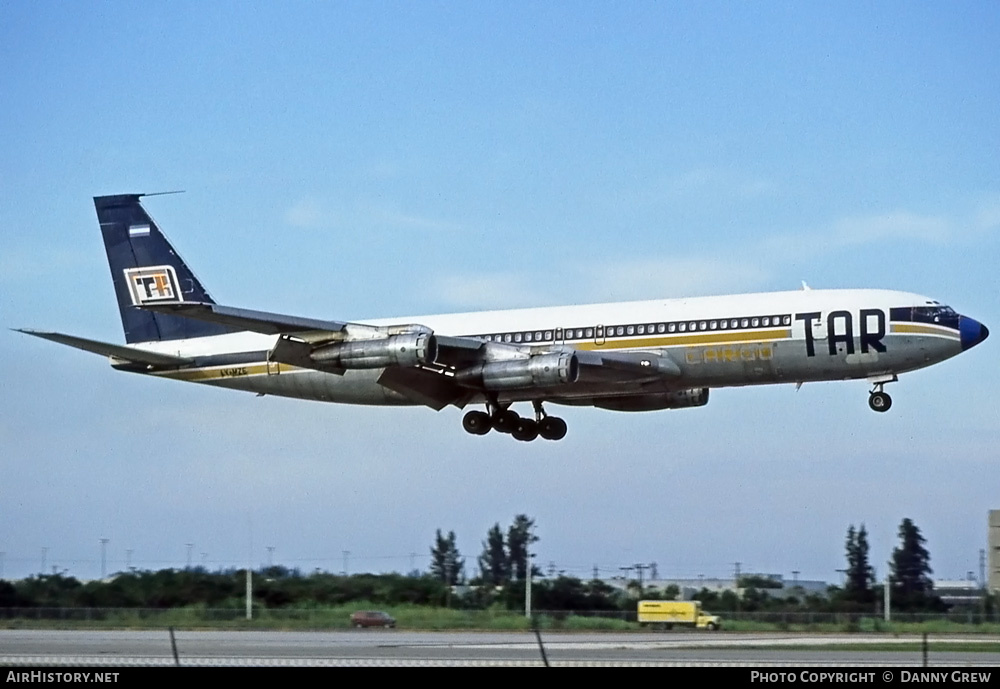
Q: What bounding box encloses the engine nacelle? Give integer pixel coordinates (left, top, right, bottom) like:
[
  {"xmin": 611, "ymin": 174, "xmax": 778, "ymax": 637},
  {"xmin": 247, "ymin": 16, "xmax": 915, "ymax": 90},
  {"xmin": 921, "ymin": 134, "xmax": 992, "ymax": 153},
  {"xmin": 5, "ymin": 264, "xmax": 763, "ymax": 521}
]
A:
[
  {"xmin": 595, "ymin": 388, "xmax": 709, "ymax": 412},
  {"xmin": 311, "ymin": 332, "xmax": 437, "ymax": 369},
  {"xmin": 456, "ymin": 351, "xmax": 579, "ymax": 390}
]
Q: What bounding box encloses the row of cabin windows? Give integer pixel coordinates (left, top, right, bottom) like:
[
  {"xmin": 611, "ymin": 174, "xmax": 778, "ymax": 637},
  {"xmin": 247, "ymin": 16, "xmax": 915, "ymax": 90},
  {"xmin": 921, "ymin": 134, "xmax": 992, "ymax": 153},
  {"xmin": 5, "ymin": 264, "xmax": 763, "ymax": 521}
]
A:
[{"xmin": 473, "ymin": 314, "xmax": 792, "ymax": 345}]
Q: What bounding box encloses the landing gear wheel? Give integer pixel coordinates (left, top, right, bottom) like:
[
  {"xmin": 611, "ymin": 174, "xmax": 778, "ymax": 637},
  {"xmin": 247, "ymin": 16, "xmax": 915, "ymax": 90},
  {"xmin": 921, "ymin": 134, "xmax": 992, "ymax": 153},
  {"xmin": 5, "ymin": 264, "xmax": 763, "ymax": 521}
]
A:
[
  {"xmin": 462, "ymin": 410, "xmax": 491, "ymax": 435},
  {"xmin": 512, "ymin": 418, "xmax": 539, "ymax": 442},
  {"xmin": 538, "ymin": 416, "xmax": 568, "ymax": 441},
  {"xmin": 868, "ymin": 391, "xmax": 892, "ymax": 412},
  {"xmin": 491, "ymin": 409, "xmax": 520, "ymax": 434}
]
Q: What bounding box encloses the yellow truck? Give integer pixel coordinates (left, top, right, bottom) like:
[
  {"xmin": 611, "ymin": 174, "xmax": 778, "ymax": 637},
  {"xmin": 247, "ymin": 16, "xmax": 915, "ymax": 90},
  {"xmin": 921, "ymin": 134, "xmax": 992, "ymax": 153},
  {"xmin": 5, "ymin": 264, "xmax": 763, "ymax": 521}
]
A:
[{"xmin": 637, "ymin": 600, "xmax": 721, "ymax": 630}]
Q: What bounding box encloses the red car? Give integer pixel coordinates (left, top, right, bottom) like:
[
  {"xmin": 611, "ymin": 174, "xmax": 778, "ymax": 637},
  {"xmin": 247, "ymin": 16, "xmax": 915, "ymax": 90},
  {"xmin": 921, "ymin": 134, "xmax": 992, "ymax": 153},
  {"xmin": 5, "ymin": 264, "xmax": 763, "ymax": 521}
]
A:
[{"xmin": 350, "ymin": 610, "xmax": 396, "ymax": 628}]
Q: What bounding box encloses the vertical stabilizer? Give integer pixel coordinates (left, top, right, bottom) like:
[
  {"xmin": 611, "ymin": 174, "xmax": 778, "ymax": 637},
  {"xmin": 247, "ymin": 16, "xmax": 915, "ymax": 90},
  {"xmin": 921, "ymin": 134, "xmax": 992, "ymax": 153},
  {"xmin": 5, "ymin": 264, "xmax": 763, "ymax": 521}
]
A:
[{"xmin": 95, "ymin": 194, "xmax": 236, "ymax": 343}]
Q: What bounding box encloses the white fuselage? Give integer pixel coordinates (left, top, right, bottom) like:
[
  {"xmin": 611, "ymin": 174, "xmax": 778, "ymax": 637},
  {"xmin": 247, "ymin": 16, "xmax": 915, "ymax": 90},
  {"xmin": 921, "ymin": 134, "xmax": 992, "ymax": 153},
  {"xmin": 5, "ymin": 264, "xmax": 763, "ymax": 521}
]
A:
[{"xmin": 124, "ymin": 288, "xmax": 968, "ymax": 409}]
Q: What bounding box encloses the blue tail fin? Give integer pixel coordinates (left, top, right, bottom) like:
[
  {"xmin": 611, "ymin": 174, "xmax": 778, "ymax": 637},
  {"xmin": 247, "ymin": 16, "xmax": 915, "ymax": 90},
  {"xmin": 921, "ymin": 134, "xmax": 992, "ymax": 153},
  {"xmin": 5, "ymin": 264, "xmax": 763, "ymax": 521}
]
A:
[{"xmin": 95, "ymin": 194, "xmax": 237, "ymax": 343}]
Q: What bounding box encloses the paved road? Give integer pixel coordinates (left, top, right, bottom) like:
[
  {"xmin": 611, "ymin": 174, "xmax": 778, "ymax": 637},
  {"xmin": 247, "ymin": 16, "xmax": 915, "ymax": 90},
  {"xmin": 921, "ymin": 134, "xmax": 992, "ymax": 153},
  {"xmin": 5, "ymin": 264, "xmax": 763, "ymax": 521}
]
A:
[{"xmin": 2, "ymin": 630, "xmax": 998, "ymax": 667}]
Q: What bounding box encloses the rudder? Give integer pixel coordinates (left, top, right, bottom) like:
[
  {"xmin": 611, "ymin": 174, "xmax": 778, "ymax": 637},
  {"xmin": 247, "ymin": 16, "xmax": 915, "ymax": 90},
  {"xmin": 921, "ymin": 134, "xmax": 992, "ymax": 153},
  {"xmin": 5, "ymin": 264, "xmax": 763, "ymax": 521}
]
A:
[{"xmin": 95, "ymin": 193, "xmax": 236, "ymax": 343}]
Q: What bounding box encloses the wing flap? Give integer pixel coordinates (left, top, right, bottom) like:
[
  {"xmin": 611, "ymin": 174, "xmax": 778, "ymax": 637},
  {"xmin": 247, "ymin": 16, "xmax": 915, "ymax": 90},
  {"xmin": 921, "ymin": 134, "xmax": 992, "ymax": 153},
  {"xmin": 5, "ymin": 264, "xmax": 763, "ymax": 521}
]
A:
[{"xmin": 377, "ymin": 367, "xmax": 471, "ymax": 410}]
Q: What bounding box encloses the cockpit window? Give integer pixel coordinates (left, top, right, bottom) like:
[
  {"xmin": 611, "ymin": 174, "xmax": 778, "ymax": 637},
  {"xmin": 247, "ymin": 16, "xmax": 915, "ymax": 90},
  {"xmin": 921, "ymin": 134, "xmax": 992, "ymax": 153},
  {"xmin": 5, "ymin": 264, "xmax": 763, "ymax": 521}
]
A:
[{"xmin": 892, "ymin": 305, "xmax": 959, "ymax": 328}]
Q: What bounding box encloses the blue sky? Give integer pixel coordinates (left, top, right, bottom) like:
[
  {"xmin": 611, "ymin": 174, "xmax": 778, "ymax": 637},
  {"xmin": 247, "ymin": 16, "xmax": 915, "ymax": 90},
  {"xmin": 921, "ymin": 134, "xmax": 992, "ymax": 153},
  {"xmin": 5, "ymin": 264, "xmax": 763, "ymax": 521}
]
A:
[{"xmin": 2, "ymin": 2, "xmax": 998, "ymax": 586}]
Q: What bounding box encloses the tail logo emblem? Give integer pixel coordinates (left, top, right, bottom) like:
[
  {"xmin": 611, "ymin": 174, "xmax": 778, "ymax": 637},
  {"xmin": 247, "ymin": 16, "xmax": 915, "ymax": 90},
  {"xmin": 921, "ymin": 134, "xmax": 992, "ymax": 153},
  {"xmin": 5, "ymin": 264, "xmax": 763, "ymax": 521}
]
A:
[{"xmin": 124, "ymin": 265, "xmax": 183, "ymax": 305}]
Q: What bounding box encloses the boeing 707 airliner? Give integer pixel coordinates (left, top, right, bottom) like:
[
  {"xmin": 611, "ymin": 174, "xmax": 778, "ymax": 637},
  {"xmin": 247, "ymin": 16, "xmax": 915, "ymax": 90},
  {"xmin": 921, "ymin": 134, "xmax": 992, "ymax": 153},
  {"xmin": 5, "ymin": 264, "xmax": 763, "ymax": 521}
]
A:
[{"xmin": 17, "ymin": 194, "xmax": 990, "ymax": 442}]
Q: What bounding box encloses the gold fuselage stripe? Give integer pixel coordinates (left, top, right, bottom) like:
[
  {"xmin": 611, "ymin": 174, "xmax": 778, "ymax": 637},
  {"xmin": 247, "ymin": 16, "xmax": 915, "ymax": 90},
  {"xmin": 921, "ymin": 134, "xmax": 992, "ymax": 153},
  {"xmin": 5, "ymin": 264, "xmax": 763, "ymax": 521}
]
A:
[
  {"xmin": 890, "ymin": 323, "xmax": 960, "ymax": 339},
  {"xmin": 574, "ymin": 328, "xmax": 792, "ymax": 351}
]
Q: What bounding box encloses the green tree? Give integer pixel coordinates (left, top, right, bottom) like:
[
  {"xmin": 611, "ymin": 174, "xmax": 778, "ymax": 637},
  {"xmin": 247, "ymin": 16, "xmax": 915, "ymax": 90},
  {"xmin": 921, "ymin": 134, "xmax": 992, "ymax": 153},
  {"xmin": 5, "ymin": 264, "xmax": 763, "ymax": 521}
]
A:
[
  {"xmin": 429, "ymin": 529, "xmax": 464, "ymax": 585},
  {"xmin": 890, "ymin": 517, "xmax": 943, "ymax": 611},
  {"xmin": 844, "ymin": 523, "xmax": 875, "ymax": 606},
  {"xmin": 506, "ymin": 514, "xmax": 538, "ymax": 581},
  {"xmin": 477, "ymin": 523, "xmax": 508, "ymax": 586}
]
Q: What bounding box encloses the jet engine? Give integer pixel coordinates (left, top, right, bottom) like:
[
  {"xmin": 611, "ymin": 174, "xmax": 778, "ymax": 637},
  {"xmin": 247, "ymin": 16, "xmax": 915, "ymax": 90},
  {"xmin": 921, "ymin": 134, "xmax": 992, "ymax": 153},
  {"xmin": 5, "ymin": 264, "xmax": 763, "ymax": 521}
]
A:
[
  {"xmin": 311, "ymin": 332, "xmax": 437, "ymax": 369},
  {"xmin": 594, "ymin": 388, "xmax": 709, "ymax": 412},
  {"xmin": 455, "ymin": 351, "xmax": 579, "ymax": 390}
]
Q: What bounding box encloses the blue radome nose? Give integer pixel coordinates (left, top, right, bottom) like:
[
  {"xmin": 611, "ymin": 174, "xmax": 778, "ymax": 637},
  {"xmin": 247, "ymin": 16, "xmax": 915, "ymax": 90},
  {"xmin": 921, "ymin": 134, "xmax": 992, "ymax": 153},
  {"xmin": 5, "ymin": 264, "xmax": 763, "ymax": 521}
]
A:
[{"xmin": 960, "ymin": 316, "xmax": 989, "ymax": 351}]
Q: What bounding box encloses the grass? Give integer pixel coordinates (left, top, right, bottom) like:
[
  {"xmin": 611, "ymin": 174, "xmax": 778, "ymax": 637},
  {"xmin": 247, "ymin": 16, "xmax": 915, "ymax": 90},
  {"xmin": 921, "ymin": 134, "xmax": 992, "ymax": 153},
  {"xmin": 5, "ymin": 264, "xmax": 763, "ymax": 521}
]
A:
[{"xmin": 3, "ymin": 606, "xmax": 1000, "ymax": 636}]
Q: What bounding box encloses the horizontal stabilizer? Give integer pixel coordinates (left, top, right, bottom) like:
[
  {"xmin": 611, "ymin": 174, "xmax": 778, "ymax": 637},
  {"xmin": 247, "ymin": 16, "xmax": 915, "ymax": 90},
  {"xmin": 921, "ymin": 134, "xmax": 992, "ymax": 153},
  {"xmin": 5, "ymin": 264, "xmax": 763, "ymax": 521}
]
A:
[
  {"xmin": 13, "ymin": 329, "xmax": 193, "ymax": 366},
  {"xmin": 142, "ymin": 302, "xmax": 347, "ymax": 340}
]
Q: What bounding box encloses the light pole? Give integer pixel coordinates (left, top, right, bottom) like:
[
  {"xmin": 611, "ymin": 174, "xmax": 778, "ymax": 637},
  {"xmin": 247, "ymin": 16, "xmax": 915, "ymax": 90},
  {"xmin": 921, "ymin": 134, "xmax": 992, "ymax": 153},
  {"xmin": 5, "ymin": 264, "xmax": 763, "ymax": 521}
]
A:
[
  {"xmin": 99, "ymin": 538, "xmax": 109, "ymax": 578},
  {"xmin": 525, "ymin": 553, "xmax": 534, "ymax": 619},
  {"xmin": 884, "ymin": 562, "xmax": 892, "ymax": 623}
]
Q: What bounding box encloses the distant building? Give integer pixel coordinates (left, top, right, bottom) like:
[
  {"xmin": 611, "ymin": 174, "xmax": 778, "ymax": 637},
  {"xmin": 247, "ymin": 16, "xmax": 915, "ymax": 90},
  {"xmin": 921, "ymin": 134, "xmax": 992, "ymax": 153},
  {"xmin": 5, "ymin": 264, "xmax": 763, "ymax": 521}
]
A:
[
  {"xmin": 933, "ymin": 579, "xmax": 982, "ymax": 608},
  {"xmin": 989, "ymin": 510, "xmax": 1000, "ymax": 594},
  {"xmin": 610, "ymin": 574, "xmax": 829, "ymax": 600}
]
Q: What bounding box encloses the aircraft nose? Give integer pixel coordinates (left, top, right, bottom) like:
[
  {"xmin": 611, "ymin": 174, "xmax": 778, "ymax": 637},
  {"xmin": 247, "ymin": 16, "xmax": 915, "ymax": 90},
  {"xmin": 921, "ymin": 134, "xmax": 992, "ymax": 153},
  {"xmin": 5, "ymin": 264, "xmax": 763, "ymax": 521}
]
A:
[{"xmin": 960, "ymin": 316, "xmax": 989, "ymax": 351}]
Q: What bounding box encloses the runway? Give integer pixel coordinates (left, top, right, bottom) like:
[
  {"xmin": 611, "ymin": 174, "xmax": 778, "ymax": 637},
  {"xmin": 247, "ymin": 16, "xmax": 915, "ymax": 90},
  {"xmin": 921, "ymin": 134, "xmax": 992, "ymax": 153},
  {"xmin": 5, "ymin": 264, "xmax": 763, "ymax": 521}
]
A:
[{"xmin": 2, "ymin": 630, "xmax": 999, "ymax": 667}]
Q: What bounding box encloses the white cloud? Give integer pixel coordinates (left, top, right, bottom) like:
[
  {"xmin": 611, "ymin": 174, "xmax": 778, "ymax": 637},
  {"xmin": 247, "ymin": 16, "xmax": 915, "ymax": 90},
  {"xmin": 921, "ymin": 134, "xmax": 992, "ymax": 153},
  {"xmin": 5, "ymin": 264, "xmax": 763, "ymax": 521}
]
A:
[
  {"xmin": 284, "ymin": 198, "xmax": 332, "ymax": 230},
  {"xmin": 761, "ymin": 210, "xmax": 953, "ymax": 262},
  {"xmin": 429, "ymin": 272, "xmax": 551, "ymax": 310},
  {"xmin": 975, "ymin": 198, "xmax": 1000, "ymax": 233},
  {"xmin": 284, "ymin": 197, "xmax": 459, "ymax": 233},
  {"xmin": 577, "ymin": 256, "xmax": 772, "ymax": 301},
  {"xmin": 828, "ymin": 211, "xmax": 950, "ymax": 246},
  {"xmin": 427, "ymin": 256, "xmax": 772, "ymax": 311}
]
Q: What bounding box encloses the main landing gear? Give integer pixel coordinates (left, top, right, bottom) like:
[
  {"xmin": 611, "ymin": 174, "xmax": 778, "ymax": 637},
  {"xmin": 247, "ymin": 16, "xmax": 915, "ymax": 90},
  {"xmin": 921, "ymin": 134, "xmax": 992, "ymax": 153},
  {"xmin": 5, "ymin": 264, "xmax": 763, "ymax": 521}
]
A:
[
  {"xmin": 462, "ymin": 399, "xmax": 567, "ymax": 442},
  {"xmin": 868, "ymin": 383, "xmax": 892, "ymax": 413}
]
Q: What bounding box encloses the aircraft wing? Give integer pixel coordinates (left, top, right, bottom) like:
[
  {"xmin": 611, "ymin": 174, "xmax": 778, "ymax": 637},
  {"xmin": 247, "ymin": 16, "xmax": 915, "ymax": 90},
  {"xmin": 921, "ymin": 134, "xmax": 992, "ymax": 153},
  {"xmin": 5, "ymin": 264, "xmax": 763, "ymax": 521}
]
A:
[
  {"xmin": 13, "ymin": 329, "xmax": 193, "ymax": 367},
  {"xmin": 141, "ymin": 302, "xmax": 347, "ymax": 342}
]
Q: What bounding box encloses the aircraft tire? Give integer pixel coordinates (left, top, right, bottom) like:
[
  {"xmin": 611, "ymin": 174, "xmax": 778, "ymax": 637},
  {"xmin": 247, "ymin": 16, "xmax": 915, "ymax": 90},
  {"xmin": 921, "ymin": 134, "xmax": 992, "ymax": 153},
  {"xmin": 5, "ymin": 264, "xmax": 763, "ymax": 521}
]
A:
[
  {"xmin": 539, "ymin": 416, "xmax": 568, "ymax": 441},
  {"xmin": 491, "ymin": 409, "xmax": 520, "ymax": 433},
  {"xmin": 868, "ymin": 391, "xmax": 892, "ymax": 412},
  {"xmin": 512, "ymin": 418, "xmax": 539, "ymax": 442},
  {"xmin": 463, "ymin": 410, "xmax": 492, "ymax": 435}
]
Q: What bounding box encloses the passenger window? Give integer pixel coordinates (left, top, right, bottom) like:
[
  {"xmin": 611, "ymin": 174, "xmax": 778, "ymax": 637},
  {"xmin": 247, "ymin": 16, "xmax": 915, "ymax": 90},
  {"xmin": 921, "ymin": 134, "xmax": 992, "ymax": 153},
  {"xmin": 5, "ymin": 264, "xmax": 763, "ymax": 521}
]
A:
[
  {"xmin": 762, "ymin": 317, "xmax": 770, "ymax": 326},
  {"xmin": 514, "ymin": 333, "xmax": 522, "ymax": 343},
  {"xmin": 699, "ymin": 321, "xmax": 707, "ymax": 330},
  {"xmin": 720, "ymin": 320, "xmax": 728, "ymax": 329},
  {"xmin": 543, "ymin": 331, "xmax": 552, "ymax": 340},
  {"xmin": 751, "ymin": 318, "xmax": 759, "ymax": 327},
  {"xmin": 679, "ymin": 323, "xmax": 687, "ymax": 332},
  {"xmin": 668, "ymin": 323, "xmax": 676, "ymax": 333},
  {"xmin": 783, "ymin": 316, "xmax": 791, "ymax": 325},
  {"xmin": 585, "ymin": 328, "xmax": 594, "ymax": 338},
  {"xmin": 637, "ymin": 325, "xmax": 645, "ymax": 334},
  {"xmin": 741, "ymin": 319, "xmax": 749, "ymax": 328},
  {"xmin": 524, "ymin": 332, "xmax": 533, "ymax": 342},
  {"xmin": 535, "ymin": 331, "xmax": 543, "ymax": 340},
  {"xmin": 617, "ymin": 326, "xmax": 624, "ymax": 336},
  {"xmin": 710, "ymin": 320, "xmax": 717, "ymax": 330},
  {"xmin": 657, "ymin": 324, "xmax": 665, "ymax": 334},
  {"xmin": 504, "ymin": 334, "xmax": 512, "ymax": 343},
  {"xmin": 627, "ymin": 325, "xmax": 634, "ymax": 335},
  {"xmin": 689, "ymin": 322, "xmax": 697, "ymax": 331}
]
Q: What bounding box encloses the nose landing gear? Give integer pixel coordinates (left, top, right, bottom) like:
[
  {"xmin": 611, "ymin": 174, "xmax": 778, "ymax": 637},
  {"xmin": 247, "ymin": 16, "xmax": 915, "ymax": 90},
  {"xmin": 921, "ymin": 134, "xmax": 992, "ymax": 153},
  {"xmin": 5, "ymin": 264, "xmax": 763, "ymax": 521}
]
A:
[{"xmin": 868, "ymin": 382, "xmax": 892, "ymax": 412}]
